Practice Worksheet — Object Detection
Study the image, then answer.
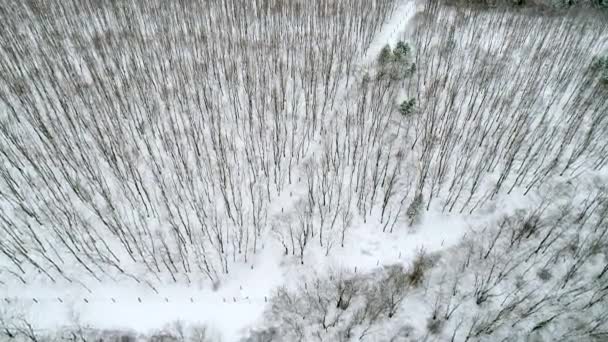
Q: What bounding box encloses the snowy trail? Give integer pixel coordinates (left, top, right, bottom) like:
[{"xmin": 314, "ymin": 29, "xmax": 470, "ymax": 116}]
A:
[
  {"xmin": 362, "ymin": 0, "xmax": 418, "ymax": 65},
  {"xmin": 4, "ymin": 243, "xmax": 285, "ymax": 341}
]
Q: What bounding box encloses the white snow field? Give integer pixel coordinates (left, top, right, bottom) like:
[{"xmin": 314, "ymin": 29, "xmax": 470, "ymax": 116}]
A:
[{"xmin": 1, "ymin": 0, "xmax": 607, "ymax": 341}]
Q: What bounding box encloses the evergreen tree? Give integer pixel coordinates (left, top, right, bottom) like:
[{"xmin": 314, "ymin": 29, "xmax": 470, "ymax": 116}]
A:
[
  {"xmin": 399, "ymin": 98, "xmax": 416, "ymax": 116},
  {"xmin": 393, "ymin": 41, "xmax": 410, "ymax": 62},
  {"xmin": 378, "ymin": 44, "xmax": 394, "ymax": 66}
]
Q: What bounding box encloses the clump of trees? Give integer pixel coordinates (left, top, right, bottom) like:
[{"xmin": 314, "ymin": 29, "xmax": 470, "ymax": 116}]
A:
[
  {"xmin": 430, "ymin": 183, "xmax": 608, "ymax": 341},
  {"xmin": 259, "ymin": 182, "xmax": 608, "ymax": 341},
  {"xmin": 377, "ymin": 41, "xmax": 415, "ymax": 80},
  {"xmin": 262, "ymin": 262, "xmax": 434, "ymax": 341},
  {"xmin": 0, "ymin": 0, "xmax": 402, "ymax": 288},
  {"xmin": 406, "ymin": 2, "xmax": 608, "ymax": 216},
  {"xmin": 252, "ymin": 3, "xmax": 608, "ymax": 340}
]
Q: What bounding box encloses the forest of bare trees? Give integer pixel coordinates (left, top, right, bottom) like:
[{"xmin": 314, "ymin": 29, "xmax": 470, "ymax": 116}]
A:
[
  {"xmin": 0, "ymin": 0, "xmax": 607, "ymax": 340},
  {"xmin": 261, "ymin": 2, "xmax": 608, "ymax": 341},
  {"xmin": 0, "ymin": 0, "xmax": 401, "ymax": 287}
]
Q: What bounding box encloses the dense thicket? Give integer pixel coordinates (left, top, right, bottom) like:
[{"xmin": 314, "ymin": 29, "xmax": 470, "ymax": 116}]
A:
[
  {"xmin": 0, "ymin": 0, "xmax": 401, "ymax": 286},
  {"xmin": 408, "ymin": 2, "xmax": 607, "ymax": 213}
]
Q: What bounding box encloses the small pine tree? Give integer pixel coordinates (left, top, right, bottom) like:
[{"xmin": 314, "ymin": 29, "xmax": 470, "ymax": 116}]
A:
[
  {"xmin": 393, "ymin": 41, "xmax": 410, "ymax": 62},
  {"xmin": 378, "ymin": 44, "xmax": 394, "ymax": 66},
  {"xmin": 399, "ymin": 98, "xmax": 416, "ymax": 116}
]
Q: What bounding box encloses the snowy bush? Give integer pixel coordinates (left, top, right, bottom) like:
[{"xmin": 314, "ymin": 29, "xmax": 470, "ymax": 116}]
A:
[
  {"xmin": 377, "ymin": 265, "xmax": 409, "ymax": 318},
  {"xmin": 426, "ymin": 316, "xmax": 445, "ymax": 335},
  {"xmin": 536, "ymin": 268, "xmax": 553, "ymax": 281},
  {"xmin": 407, "ymin": 249, "xmax": 433, "ymax": 287}
]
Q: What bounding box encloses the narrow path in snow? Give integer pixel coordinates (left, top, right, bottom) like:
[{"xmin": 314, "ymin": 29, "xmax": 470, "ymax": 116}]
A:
[{"xmin": 362, "ymin": 0, "xmax": 418, "ymax": 65}]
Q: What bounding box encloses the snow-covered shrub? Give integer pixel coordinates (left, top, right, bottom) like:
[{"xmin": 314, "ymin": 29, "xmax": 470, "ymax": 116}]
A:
[
  {"xmin": 407, "ymin": 249, "xmax": 433, "ymax": 287},
  {"xmin": 426, "ymin": 316, "xmax": 445, "ymax": 335},
  {"xmin": 333, "ymin": 274, "xmax": 360, "ymax": 310},
  {"xmin": 378, "ymin": 265, "xmax": 409, "ymax": 318},
  {"xmin": 536, "ymin": 268, "xmax": 552, "ymax": 281}
]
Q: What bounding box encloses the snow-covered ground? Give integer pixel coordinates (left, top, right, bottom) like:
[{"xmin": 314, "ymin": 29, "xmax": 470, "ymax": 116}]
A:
[{"xmin": 3, "ymin": 244, "xmax": 283, "ymax": 341}]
